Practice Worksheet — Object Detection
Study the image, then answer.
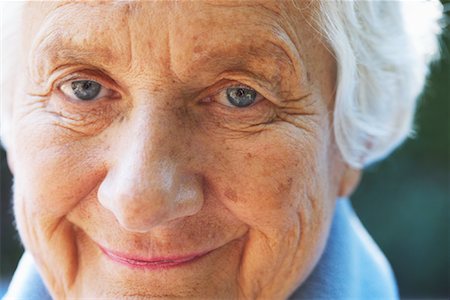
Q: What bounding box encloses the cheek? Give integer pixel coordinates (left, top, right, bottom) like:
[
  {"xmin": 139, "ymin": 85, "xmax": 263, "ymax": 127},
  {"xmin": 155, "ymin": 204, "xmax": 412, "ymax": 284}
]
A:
[
  {"xmin": 10, "ymin": 118, "xmax": 108, "ymax": 297},
  {"xmin": 200, "ymin": 123, "xmax": 336, "ymax": 298},
  {"xmin": 11, "ymin": 121, "xmax": 104, "ymax": 221},
  {"xmin": 208, "ymin": 127, "xmax": 332, "ymax": 227}
]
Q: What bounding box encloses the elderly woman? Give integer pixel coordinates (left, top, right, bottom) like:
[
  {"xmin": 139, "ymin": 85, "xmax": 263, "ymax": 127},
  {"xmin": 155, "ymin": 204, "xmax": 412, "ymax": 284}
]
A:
[{"xmin": 1, "ymin": 1, "xmax": 442, "ymax": 299}]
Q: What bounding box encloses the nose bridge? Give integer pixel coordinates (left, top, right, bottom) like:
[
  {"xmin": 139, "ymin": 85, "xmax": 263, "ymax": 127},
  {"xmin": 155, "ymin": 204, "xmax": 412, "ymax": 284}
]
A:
[
  {"xmin": 98, "ymin": 97, "xmax": 203, "ymax": 232},
  {"xmin": 128, "ymin": 96, "xmax": 178, "ymax": 157},
  {"xmin": 123, "ymin": 104, "xmax": 175, "ymax": 185},
  {"xmin": 115, "ymin": 101, "xmax": 176, "ymax": 193}
]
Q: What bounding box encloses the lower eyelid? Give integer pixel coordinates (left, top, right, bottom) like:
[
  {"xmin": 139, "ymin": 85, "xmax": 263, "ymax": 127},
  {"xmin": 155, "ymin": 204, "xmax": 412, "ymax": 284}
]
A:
[{"xmin": 48, "ymin": 94, "xmax": 121, "ymax": 132}]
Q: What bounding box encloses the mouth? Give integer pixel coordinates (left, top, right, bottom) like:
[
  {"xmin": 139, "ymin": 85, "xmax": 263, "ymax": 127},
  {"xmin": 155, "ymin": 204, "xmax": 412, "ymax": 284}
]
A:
[{"xmin": 98, "ymin": 245, "xmax": 213, "ymax": 270}]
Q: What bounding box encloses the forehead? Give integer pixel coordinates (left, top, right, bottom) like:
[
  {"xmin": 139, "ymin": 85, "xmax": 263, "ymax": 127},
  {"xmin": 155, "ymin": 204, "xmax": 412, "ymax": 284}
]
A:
[
  {"xmin": 24, "ymin": 0, "xmax": 309, "ymax": 22},
  {"xmin": 22, "ymin": 0, "xmax": 326, "ymax": 93},
  {"xmin": 23, "ymin": 0, "xmax": 317, "ymax": 58},
  {"xmin": 23, "ymin": 0, "xmax": 315, "ymax": 41}
]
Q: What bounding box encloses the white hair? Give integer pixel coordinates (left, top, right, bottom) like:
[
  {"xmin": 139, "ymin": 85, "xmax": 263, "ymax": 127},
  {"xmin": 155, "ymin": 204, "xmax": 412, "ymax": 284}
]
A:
[
  {"xmin": 316, "ymin": 0, "xmax": 442, "ymax": 167},
  {"xmin": 0, "ymin": 1, "xmax": 443, "ymax": 168}
]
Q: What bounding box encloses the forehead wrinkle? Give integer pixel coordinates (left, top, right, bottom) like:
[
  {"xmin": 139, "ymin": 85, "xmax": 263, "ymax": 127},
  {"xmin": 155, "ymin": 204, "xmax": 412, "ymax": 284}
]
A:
[
  {"xmin": 202, "ymin": 0, "xmax": 283, "ymax": 15},
  {"xmin": 27, "ymin": 2, "xmax": 131, "ymax": 83}
]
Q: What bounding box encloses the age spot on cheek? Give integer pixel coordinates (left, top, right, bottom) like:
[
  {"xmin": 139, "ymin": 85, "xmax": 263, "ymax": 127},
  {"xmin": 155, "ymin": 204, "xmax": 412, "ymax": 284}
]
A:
[
  {"xmin": 277, "ymin": 177, "xmax": 293, "ymax": 194},
  {"xmin": 224, "ymin": 187, "xmax": 238, "ymax": 203}
]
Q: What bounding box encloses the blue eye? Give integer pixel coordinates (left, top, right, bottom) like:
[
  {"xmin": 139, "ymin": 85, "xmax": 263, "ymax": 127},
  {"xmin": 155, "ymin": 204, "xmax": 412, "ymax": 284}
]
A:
[
  {"xmin": 71, "ymin": 80, "xmax": 102, "ymax": 101},
  {"xmin": 226, "ymin": 87, "xmax": 257, "ymax": 108}
]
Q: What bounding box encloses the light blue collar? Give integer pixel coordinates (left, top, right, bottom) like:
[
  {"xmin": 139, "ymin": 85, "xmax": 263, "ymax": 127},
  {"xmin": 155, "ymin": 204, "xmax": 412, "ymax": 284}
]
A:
[
  {"xmin": 291, "ymin": 199, "xmax": 398, "ymax": 299},
  {"xmin": 4, "ymin": 199, "xmax": 398, "ymax": 300}
]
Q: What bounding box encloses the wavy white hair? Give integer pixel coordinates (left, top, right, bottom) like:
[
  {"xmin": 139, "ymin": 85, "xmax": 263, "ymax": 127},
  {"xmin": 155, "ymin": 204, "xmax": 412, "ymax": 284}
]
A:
[{"xmin": 0, "ymin": 1, "xmax": 443, "ymax": 168}]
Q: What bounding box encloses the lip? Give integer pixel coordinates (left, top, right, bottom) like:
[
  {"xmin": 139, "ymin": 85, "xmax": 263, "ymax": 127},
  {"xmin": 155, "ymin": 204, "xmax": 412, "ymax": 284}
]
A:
[{"xmin": 98, "ymin": 245, "xmax": 213, "ymax": 270}]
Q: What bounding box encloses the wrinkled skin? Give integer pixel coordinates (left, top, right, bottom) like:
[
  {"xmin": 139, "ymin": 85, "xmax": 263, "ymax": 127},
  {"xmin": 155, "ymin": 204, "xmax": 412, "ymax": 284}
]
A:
[{"xmin": 8, "ymin": 1, "xmax": 360, "ymax": 299}]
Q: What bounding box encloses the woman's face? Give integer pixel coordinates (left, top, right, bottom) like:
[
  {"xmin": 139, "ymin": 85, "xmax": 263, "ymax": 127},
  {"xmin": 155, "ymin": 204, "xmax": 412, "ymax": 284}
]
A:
[{"xmin": 9, "ymin": 1, "xmax": 357, "ymax": 298}]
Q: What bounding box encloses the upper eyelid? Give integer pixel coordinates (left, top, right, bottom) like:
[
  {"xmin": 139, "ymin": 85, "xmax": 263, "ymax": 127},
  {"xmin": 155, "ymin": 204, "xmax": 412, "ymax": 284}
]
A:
[
  {"xmin": 51, "ymin": 68, "xmax": 122, "ymax": 94},
  {"xmin": 196, "ymin": 80, "xmax": 265, "ymax": 102},
  {"xmin": 57, "ymin": 74, "xmax": 109, "ymax": 90},
  {"xmin": 215, "ymin": 79, "xmax": 279, "ymax": 104},
  {"xmin": 214, "ymin": 83, "xmax": 257, "ymax": 96}
]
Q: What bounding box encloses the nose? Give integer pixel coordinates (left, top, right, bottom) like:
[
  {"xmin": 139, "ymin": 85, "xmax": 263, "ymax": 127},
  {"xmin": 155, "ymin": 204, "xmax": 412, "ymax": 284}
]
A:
[{"xmin": 98, "ymin": 104, "xmax": 204, "ymax": 233}]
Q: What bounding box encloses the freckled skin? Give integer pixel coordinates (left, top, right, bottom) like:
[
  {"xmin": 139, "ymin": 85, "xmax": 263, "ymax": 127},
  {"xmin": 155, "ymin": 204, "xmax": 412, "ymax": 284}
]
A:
[{"xmin": 9, "ymin": 1, "xmax": 360, "ymax": 299}]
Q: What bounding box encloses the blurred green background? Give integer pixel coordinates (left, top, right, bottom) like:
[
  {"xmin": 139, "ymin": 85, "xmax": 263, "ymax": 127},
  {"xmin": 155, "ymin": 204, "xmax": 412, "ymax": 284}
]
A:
[{"xmin": 1, "ymin": 2, "xmax": 449, "ymax": 299}]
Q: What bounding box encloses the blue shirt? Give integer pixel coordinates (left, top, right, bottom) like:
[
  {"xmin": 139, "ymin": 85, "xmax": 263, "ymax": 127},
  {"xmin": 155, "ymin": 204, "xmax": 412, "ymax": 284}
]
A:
[{"xmin": 3, "ymin": 199, "xmax": 398, "ymax": 299}]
